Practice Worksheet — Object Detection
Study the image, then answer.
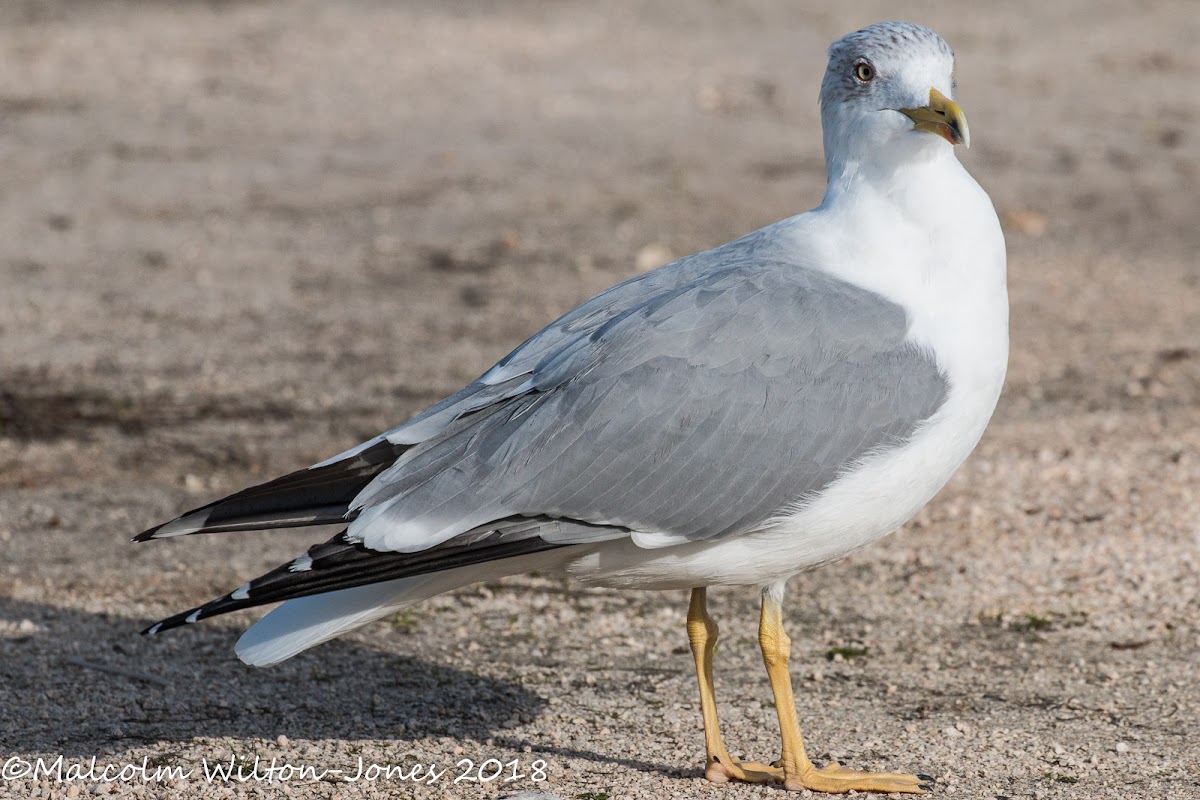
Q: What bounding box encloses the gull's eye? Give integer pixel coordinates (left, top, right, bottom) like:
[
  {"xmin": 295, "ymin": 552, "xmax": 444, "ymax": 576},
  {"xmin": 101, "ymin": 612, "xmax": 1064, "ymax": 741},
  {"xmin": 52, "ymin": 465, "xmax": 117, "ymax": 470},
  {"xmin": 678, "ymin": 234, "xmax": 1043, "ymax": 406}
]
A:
[{"xmin": 853, "ymin": 61, "xmax": 874, "ymax": 83}]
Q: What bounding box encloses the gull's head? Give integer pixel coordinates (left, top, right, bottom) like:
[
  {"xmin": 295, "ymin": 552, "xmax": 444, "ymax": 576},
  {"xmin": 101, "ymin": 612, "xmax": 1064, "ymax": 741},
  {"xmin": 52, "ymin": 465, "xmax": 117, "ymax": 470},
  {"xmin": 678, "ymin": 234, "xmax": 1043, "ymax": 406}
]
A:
[{"xmin": 819, "ymin": 22, "xmax": 968, "ymax": 173}]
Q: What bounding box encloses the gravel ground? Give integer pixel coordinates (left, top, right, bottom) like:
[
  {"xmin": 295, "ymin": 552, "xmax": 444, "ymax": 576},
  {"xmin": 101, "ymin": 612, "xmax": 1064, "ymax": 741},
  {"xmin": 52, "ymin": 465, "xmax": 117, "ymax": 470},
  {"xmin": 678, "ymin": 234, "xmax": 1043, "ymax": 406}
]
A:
[{"xmin": 2, "ymin": 1, "xmax": 1199, "ymax": 798}]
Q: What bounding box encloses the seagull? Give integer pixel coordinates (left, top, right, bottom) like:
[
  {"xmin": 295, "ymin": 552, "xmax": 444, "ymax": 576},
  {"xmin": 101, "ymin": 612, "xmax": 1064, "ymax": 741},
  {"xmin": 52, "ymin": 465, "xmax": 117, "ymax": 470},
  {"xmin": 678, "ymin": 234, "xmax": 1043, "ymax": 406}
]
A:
[{"xmin": 137, "ymin": 21, "xmax": 1006, "ymax": 794}]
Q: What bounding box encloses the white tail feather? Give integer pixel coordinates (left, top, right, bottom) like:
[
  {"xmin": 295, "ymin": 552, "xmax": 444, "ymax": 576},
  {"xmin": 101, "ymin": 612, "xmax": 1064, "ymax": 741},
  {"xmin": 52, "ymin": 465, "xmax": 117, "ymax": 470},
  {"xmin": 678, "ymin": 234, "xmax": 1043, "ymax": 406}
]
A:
[{"xmin": 235, "ymin": 551, "xmax": 568, "ymax": 666}]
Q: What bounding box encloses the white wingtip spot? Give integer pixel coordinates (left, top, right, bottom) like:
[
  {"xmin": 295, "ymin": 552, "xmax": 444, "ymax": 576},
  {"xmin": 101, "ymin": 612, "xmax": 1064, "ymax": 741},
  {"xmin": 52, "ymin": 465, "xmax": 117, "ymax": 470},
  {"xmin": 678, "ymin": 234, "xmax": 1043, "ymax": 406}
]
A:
[
  {"xmin": 231, "ymin": 583, "xmax": 252, "ymax": 601},
  {"xmin": 147, "ymin": 623, "xmax": 162, "ymax": 635},
  {"xmin": 289, "ymin": 553, "xmax": 313, "ymax": 572},
  {"xmin": 185, "ymin": 610, "xmax": 201, "ymax": 624}
]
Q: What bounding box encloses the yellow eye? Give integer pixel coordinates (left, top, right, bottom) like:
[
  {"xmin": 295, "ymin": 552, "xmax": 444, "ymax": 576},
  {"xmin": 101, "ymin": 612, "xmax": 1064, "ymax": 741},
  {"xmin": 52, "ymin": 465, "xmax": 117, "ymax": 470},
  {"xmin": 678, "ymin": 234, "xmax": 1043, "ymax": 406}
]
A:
[{"xmin": 854, "ymin": 62, "xmax": 874, "ymax": 82}]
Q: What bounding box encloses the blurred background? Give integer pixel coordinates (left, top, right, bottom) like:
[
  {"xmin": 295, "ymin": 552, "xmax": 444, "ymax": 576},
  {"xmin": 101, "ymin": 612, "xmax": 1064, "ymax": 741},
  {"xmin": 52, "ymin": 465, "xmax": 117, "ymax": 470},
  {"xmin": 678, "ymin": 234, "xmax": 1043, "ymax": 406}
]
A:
[{"xmin": 2, "ymin": 2, "xmax": 1198, "ymax": 798}]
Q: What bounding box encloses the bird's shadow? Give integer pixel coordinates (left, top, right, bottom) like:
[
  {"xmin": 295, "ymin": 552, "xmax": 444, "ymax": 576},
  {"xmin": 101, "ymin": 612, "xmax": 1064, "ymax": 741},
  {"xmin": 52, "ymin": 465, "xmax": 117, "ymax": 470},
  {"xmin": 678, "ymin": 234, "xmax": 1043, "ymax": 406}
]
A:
[
  {"xmin": 0, "ymin": 598, "xmax": 541, "ymax": 756},
  {"xmin": 0, "ymin": 597, "xmax": 681, "ymax": 777}
]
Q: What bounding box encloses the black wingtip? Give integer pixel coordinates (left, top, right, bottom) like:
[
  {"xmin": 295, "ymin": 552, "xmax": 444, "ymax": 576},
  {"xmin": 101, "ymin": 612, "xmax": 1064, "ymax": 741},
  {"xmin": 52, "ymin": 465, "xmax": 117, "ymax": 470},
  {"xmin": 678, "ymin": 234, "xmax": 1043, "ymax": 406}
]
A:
[
  {"xmin": 132, "ymin": 508, "xmax": 211, "ymax": 542},
  {"xmin": 141, "ymin": 605, "xmax": 206, "ymax": 636},
  {"xmin": 134, "ymin": 517, "xmax": 179, "ymax": 542},
  {"xmin": 133, "ymin": 439, "xmax": 406, "ymax": 542}
]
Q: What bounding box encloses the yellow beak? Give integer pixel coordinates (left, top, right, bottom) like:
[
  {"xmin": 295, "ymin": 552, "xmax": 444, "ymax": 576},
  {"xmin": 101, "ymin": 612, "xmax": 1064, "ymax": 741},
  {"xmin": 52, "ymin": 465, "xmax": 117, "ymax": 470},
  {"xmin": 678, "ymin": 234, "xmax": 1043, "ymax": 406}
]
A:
[{"xmin": 899, "ymin": 88, "xmax": 970, "ymax": 148}]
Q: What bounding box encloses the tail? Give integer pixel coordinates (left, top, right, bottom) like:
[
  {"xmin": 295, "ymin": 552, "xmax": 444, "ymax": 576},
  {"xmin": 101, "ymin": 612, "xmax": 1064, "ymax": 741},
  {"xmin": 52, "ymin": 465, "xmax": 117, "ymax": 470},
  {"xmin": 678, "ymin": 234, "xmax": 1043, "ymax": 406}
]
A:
[
  {"xmin": 141, "ymin": 523, "xmax": 569, "ymax": 635},
  {"xmin": 234, "ymin": 549, "xmax": 570, "ymax": 666}
]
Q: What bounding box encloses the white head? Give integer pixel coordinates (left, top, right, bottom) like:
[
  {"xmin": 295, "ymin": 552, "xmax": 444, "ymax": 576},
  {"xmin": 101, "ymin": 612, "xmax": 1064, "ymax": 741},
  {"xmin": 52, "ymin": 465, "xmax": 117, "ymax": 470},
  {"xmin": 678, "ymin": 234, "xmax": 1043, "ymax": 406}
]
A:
[{"xmin": 818, "ymin": 22, "xmax": 968, "ymax": 180}]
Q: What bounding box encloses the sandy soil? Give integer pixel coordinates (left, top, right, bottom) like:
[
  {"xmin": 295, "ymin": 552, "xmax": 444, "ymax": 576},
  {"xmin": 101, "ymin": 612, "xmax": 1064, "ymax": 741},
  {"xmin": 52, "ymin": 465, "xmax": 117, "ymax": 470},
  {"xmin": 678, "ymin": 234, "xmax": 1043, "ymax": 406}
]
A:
[{"xmin": 2, "ymin": 1, "xmax": 1199, "ymax": 798}]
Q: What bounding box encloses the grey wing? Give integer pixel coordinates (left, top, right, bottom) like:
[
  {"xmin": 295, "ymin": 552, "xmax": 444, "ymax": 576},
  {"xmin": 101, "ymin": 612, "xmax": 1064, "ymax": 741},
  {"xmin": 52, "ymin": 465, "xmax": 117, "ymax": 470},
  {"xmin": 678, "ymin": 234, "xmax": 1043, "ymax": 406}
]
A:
[{"xmin": 349, "ymin": 258, "xmax": 949, "ymax": 554}]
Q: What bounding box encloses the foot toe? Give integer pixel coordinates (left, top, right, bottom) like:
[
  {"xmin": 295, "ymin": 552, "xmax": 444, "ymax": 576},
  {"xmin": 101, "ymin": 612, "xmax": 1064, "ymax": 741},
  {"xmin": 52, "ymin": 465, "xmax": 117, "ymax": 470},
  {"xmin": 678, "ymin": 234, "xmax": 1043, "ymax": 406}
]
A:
[{"xmin": 794, "ymin": 764, "xmax": 927, "ymax": 794}]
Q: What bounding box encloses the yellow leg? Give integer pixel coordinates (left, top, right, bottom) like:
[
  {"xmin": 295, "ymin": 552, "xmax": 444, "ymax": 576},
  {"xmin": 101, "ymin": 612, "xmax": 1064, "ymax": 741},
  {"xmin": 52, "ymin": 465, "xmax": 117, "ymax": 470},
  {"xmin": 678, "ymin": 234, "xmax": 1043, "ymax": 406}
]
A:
[
  {"xmin": 687, "ymin": 588, "xmax": 782, "ymax": 784},
  {"xmin": 758, "ymin": 584, "xmax": 928, "ymax": 794}
]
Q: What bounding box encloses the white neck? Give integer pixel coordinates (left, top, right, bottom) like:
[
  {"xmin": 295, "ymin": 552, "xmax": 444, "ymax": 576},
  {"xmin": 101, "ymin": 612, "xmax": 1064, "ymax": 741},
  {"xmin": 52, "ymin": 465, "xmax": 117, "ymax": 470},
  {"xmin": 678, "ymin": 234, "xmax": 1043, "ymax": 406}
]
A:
[
  {"xmin": 786, "ymin": 134, "xmax": 1009, "ymax": 396},
  {"xmin": 820, "ymin": 121, "xmax": 955, "ymax": 210}
]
